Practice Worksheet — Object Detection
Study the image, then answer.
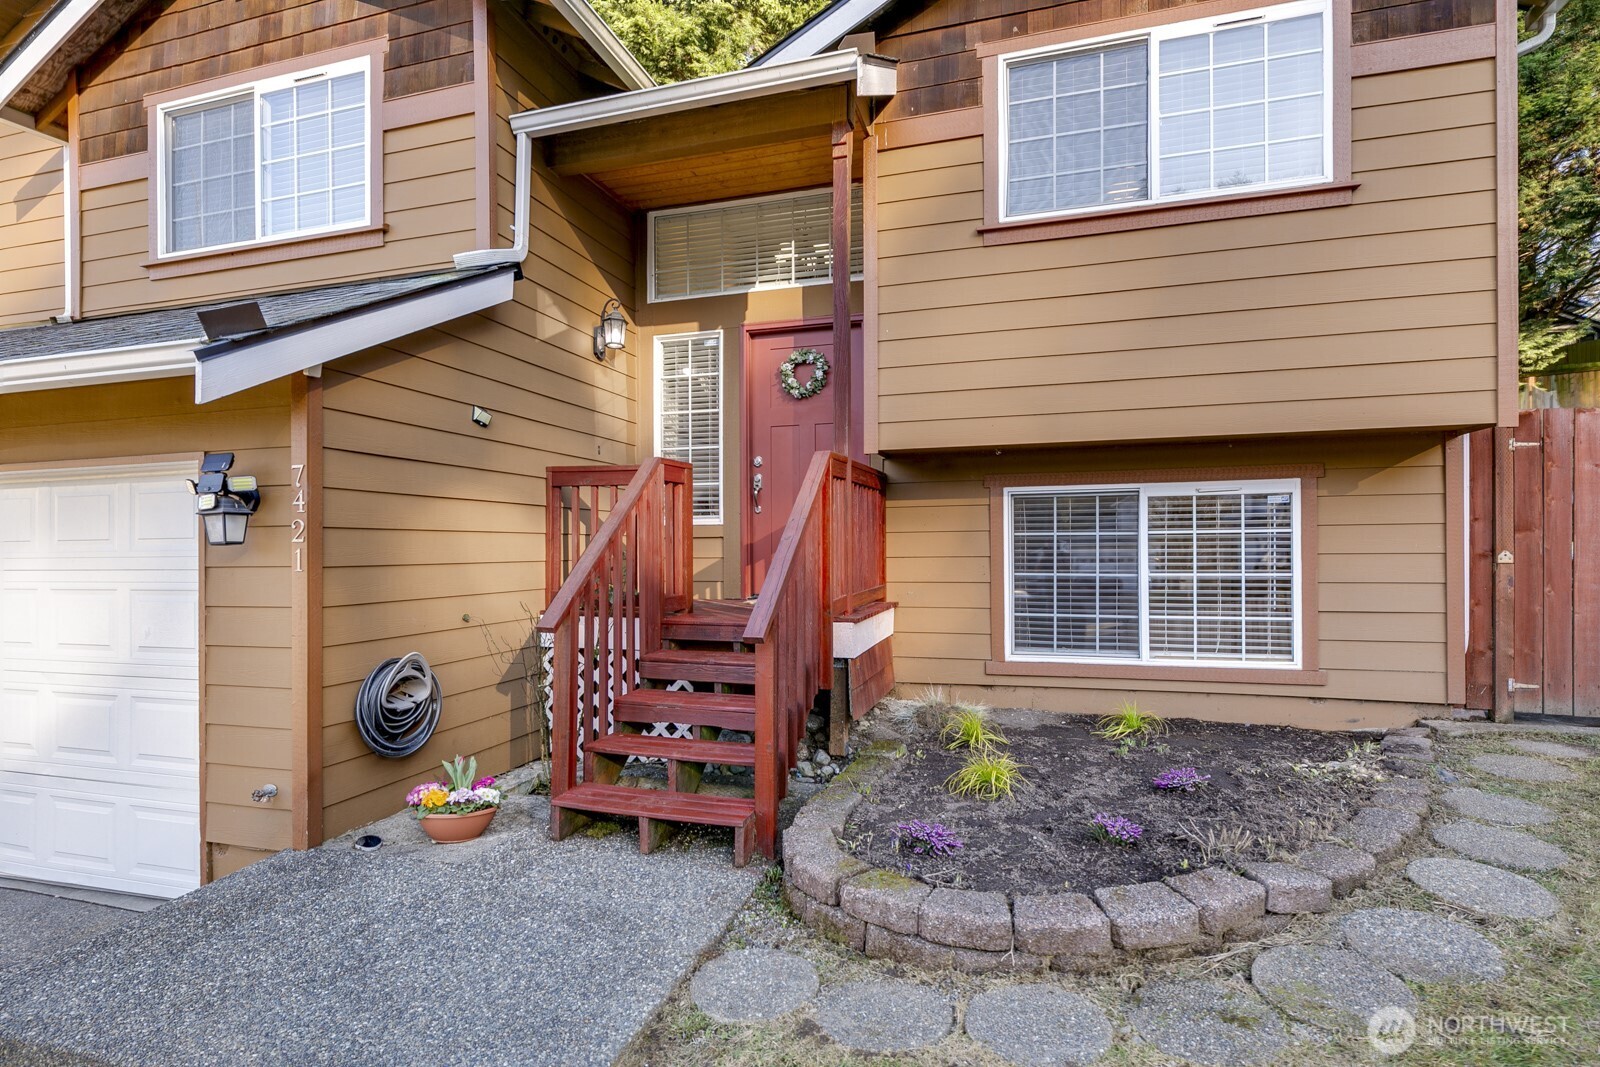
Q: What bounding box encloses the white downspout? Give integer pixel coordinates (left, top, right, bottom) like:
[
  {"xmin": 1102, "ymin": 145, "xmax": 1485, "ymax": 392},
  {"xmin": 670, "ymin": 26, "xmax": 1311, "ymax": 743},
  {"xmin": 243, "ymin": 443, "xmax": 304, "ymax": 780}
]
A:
[
  {"xmin": 454, "ymin": 130, "xmax": 531, "ymax": 268},
  {"xmin": 1519, "ymin": 0, "xmax": 1570, "ymax": 54},
  {"xmin": 60, "ymin": 134, "xmax": 79, "ymax": 320}
]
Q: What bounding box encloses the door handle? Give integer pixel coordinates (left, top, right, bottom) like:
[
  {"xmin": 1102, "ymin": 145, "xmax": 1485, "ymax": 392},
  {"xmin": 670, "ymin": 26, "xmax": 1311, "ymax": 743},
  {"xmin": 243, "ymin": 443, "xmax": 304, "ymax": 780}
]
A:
[{"xmin": 752, "ymin": 472, "xmax": 763, "ymax": 513}]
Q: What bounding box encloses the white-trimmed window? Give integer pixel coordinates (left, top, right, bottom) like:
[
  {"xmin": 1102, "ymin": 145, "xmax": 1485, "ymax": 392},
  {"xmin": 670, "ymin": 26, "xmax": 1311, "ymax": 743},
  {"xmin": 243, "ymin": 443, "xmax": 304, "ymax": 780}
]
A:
[
  {"xmin": 158, "ymin": 57, "xmax": 371, "ymax": 256},
  {"xmin": 648, "ymin": 186, "xmax": 864, "ymax": 302},
  {"xmin": 1000, "ymin": 0, "xmax": 1330, "ymax": 220},
  {"xmin": 655, "ymin": 331, "xmax": 723, "ymax": 523},
  {"xmin": 1005, "ymin": 479, "xmax": 1300, "ymax": 667}
]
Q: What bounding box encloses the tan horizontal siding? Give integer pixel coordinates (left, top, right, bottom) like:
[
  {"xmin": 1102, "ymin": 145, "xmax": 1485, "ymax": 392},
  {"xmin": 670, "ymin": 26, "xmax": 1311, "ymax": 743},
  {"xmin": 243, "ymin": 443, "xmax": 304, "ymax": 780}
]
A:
[
  {"xmin": 873, "ymin": 59, "xmax": 1502, "ymax": 451},
  {"xmin": 0, "ymin": 128, "xmax": 64, "ymax": 326},
  {"xmin": 0, "ymin": 376, "xmax": 294, "ymax": 873},
  {"xmin": 78, "ymin": 116, "xmax": 477, "ymax": 317},
  {"xmin": 881, "ymin": 434, "xmax": 1450, "ymax": 728},
  {"xmin": 318, "ymin": 21, "xmax": 641, "ymax": 836}
]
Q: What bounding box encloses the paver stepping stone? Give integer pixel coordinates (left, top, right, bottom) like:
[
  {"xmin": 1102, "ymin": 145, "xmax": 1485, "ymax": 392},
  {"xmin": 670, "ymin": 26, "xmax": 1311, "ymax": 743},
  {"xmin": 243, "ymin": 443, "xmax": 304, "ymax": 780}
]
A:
[
  {"xmin": 1406, "ymin": 858, "xmax": 1559, "ymax": 919},
  {"xmin": 965, "ymin": 986, "xmax": 1112, "ymax": 1066},
  {"xmin": 1251, "ymin": 946, "xmax": 1417, "ymax": 1033},
  {"xmin": 1440, "ymin": 787, "xmax": 1554, "ymax": 826},
  {"xmin": 689, "ymin": 948, "xmax": 818, "ymax": 1022},
  {"xmin": 1431, "ymin": 821, "xmax": 1570, "ymax": 871},
  {"xmin": 1470, "ymin": 754, "xmax": 1576, "ymax": 783},
  {"xmin": 1507, "ymin": 739, "xmax": 1597, "ymax": 761},
  {"xmin": 1341, "ymin": 908, "xmax": 1505, "ymax": 983},
  {"xmin": 815, "ymin": 980, "xmax": 952, "ymax": 1053},
  {"xmin": 1128, "ymin": 980, "xmax": 1291, "ymax": 1066}
]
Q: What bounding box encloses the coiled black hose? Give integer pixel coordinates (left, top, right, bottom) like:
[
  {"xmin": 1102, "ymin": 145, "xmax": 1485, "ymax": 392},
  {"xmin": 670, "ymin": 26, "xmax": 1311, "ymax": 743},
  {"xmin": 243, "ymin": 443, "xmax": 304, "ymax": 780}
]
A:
[{"xmin": 354, "ymin": 652, "xmax": 442, "ymax": 758}]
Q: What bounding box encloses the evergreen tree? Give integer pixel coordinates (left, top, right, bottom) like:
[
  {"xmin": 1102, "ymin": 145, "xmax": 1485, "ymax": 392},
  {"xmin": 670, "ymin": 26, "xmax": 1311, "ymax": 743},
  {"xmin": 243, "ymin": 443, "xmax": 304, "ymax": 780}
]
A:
[{"xmin": 592, "ymin": 0, "xmax": 833, "ymax": 84}]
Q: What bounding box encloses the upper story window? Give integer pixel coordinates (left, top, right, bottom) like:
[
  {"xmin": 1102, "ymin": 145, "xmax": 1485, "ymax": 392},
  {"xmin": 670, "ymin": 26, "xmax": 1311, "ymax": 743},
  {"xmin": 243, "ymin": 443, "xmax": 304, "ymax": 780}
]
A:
[
  {"xmin": 649, "ymin": 187, "xmax": 864, "ymax": 302},
  {"xmin": 158, "ymin": 57, "xmax": 371, "ymax": 257},
  {"xmin": 1001, "ymin": 0, "xmax": 1330, "ymax": 221}
]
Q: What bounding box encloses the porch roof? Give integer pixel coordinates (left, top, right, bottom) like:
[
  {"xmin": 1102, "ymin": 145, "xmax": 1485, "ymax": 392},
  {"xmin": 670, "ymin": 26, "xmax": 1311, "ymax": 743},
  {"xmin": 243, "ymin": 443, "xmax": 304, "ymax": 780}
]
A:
[{"xmin": 511, "ymin": 49, "xmax": 896, "ymax": 210}]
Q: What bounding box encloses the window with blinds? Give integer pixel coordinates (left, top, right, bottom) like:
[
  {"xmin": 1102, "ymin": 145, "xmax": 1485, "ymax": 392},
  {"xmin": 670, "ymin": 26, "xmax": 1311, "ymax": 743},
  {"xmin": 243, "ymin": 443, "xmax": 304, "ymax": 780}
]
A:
[
  {"xmin": 649, "ymin": 187, "xmax": 865, "ymax": 302},
  {"xmin": 1006, "ymin": 480, "xmax": 1299, "ymax": 666},
  {"xmin": 159, "ymin": 58, "xmax": 371, "ymax": 257},
  {"xmin": 655, "ymin": 331, "xmax": 723, "ymax": 523}
]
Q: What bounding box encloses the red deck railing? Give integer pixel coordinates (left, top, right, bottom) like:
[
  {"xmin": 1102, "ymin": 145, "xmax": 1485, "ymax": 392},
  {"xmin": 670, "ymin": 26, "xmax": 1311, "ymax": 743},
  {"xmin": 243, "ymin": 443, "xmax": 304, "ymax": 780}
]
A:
[
  {"xmin": 745, "ymin": 452, "xmax": 886, "ymax": 856},
  {"xmin": 546, "ymin": 463, "xmax": 693, "ymax": 614},
  {"xmin": 537, "ymin": 459, "xmax": 695, "ymax": 801}
]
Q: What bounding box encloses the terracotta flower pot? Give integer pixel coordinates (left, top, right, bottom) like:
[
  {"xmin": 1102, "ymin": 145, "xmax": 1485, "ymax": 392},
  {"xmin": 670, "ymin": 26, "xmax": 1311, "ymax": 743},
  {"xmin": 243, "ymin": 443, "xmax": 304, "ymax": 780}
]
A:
[{"xmin": 419, "ymin": 807, "xmax": 497, "ymax": 843}]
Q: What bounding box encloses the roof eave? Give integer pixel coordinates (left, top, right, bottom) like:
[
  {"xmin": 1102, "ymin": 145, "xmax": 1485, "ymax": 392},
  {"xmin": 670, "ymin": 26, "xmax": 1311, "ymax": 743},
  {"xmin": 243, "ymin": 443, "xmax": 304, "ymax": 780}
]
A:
[
  {"xmin": 546, "ymin": 0, "xmax": 655, "ymax": 90},
  {"xmin": 508, "ymin": 49, "xmax": 897, "ymax": 140},
  {"xmin": 753, "ymin": 0, "xmax": 898, "ymax": 68}
]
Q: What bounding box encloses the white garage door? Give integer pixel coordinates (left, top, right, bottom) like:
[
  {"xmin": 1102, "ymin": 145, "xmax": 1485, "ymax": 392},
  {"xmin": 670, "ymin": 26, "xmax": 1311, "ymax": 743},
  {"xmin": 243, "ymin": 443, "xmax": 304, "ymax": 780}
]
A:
[{"xmin": 0, "ymin": 463, "xmax": 201, "ymax": 898}]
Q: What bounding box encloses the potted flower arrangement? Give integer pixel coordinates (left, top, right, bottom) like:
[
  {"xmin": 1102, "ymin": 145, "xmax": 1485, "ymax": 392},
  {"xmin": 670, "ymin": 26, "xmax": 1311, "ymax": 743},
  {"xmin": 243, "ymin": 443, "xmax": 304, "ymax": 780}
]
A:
[{"xmin": 407, "ymin": 755, "xmax": 502, "ymax": 843}]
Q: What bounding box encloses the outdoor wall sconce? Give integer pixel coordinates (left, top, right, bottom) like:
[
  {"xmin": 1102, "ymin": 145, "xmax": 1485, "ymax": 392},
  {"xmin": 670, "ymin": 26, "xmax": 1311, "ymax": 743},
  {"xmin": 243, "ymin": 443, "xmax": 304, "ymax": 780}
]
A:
[
  {"xmin": 189, "ymin": 452, "xmax": 261, "ymax": 547},
  {"xmin": 593, "ymin": 299, "xmax": 626, "ymax": 359}
]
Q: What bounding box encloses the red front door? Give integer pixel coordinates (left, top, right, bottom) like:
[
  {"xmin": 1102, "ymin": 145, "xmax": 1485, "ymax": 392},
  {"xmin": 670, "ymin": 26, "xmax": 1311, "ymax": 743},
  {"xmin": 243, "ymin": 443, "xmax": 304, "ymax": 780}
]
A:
[{"xmin": 742, "ymin": 320, "xmax": 864, "ymax": 595}]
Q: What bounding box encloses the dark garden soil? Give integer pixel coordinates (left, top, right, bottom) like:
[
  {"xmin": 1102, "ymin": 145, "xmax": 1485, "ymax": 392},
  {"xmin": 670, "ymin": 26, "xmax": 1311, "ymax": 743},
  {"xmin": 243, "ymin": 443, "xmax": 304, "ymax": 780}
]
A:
[{"xmin": 842, "ymin": 714, "xmax": 1381, "ymax": 895}]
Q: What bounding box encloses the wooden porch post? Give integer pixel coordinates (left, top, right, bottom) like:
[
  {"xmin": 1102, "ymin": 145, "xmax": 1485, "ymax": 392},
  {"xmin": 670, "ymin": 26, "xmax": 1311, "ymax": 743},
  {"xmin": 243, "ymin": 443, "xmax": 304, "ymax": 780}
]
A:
[
  {"xmin": 289, "ymin": 372, "xmax": 325, "ymax": 848},
  {"xmin": 831, "ymin": 119, "xmax": 853, "ymax": 459}
]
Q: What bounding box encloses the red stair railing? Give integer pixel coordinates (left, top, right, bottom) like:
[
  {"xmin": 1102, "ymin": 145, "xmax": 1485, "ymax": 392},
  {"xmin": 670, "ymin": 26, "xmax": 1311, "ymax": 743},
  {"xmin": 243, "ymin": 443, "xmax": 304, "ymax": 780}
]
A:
[{"xmin": 538, "ymin": 459, "xmax": 694, "ymax": 808}]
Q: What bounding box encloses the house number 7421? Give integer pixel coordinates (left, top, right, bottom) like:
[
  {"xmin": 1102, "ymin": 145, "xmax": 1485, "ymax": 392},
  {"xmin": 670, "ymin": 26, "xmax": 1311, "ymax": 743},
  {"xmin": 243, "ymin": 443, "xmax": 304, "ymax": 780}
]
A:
[{"xmin": 290, "ymin": 463, "xmax": 308, "ymax": 573}]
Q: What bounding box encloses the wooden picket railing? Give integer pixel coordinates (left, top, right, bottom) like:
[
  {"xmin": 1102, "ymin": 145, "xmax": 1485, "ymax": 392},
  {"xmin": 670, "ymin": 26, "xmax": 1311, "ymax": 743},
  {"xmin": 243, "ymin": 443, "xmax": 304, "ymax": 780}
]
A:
[
  {"xmin": 537, "ymin": 459, "xmax": 694, "ymax": 802},
  {"xmin": 546, "ymin": 463, "xmax": 693, "ymax": 614},
  {"xmin": 826, "ymin": 453, "xmax": 888, "ymax": 616},
  {"xmin": 744, "ymin": 451, "xmax": 886, "ymax": 857}
]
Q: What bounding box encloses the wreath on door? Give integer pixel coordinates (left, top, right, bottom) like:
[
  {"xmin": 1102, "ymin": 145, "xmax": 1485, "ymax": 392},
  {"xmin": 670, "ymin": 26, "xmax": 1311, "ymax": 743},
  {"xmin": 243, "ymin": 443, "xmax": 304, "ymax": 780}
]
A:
[{"xmin": 779, "ymin": 348, "xmax": 830, "ymax": 400}]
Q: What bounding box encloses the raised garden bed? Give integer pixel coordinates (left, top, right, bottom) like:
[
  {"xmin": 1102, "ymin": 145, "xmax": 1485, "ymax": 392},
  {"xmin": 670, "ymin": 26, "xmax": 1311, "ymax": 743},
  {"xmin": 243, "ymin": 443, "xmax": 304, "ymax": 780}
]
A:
[
  {"xmin": 781, "ymin": 708, "xmax": 1432, "ymax": 973},
  {"xmin": 845, "ymin": 716, "xmax": 1376, "ymax": 894}
]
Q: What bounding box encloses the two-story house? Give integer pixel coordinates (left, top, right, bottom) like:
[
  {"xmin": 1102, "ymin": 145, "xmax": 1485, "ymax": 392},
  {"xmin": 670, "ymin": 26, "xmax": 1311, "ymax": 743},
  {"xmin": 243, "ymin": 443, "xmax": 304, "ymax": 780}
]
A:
[{"xmin": 0, "ymin": 0, "xmax": 1515, "ymax": 885}]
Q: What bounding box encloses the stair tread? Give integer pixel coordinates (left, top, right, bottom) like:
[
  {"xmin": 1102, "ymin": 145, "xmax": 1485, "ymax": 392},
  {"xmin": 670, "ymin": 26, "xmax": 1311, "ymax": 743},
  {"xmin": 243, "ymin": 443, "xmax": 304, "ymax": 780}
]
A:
[
  {"xmin": 617, "ymin": 690, "xmax": 756, "ymax": 712},
  {"xmin": 552, "ymin": 783, "xmax": 755, "ymax": 825},
  {"xmin": 587, "ymin": 733, "xmax": 756, "ymax": 765},
  {"xmin": 639, "ymin": 649, "xmax": 756, "ymax": 684}
]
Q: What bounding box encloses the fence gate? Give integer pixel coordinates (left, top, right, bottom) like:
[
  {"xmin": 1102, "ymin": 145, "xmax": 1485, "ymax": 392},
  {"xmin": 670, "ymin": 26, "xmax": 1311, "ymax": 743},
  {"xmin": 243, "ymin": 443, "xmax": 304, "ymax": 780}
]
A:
[{"xmin": 1467, "ymin": 408, "xmax": 1600, "ymax": 718}]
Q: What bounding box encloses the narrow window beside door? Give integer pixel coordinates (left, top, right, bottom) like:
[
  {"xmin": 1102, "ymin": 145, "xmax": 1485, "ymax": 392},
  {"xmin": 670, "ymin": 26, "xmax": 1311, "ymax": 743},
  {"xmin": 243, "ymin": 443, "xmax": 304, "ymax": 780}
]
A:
[
  {"xmin": 656, "ymin": 331, "xmax": 723, "ymax": 524},
  {"xmin": 1006, "ymin": 479, "xmax": 1300, "ymax": 667}
]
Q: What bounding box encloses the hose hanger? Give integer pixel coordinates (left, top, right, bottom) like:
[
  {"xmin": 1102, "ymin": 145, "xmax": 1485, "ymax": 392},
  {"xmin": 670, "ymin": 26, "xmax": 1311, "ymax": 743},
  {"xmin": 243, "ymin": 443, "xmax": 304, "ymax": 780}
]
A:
[{"xmin": 354, "ymin": 652, "xmax": 443, "ymax": 759}]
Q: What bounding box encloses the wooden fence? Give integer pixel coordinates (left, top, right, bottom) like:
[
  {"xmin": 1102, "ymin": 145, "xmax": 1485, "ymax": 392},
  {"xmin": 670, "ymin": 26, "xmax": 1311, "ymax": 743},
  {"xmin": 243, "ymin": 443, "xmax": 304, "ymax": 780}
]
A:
[{"xmin": 1467, "ymin": 408, "xmax": 1600, "ymax": 718}]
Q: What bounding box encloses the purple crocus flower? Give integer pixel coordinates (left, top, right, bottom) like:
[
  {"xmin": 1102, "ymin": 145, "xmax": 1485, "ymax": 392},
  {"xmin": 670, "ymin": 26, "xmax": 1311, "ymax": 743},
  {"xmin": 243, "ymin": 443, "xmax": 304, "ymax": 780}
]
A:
[
  {"xmin": 1090, "ymin": 812, "xmax": 1143, "ymax": 844},
  {"xmin": 1152, "ymin": 767, "xmax": 1211, "ymax": 792}
]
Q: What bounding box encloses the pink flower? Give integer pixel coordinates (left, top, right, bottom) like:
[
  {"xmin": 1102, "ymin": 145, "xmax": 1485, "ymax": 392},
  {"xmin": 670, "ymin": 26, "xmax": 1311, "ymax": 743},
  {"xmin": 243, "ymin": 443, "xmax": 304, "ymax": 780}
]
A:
[{"xmin": 472, "ymin": 776, "xmax": 496, "ymax": 789}]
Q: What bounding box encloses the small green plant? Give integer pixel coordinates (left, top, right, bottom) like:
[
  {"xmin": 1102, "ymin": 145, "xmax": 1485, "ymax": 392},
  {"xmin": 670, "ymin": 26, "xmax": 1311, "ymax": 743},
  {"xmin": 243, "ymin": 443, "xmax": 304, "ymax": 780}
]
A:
[
  {"xmin": 941, "ymin": 704, "xmax": 1005, "ymax": 751},
  {"xmin": 946, "ymin": 749, "xmax": 1025, "ymax": 800},
  {"xmin": 1094, "ymin": 701, "xmax": 1167, "ymax": 747}
]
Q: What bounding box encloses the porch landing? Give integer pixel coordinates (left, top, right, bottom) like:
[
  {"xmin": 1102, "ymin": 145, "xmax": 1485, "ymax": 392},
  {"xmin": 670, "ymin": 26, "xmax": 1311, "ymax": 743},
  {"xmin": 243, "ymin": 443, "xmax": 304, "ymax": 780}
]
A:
[{"xmin": 0, "ymin": 793, "xmax": 761, "ymax": 1066}]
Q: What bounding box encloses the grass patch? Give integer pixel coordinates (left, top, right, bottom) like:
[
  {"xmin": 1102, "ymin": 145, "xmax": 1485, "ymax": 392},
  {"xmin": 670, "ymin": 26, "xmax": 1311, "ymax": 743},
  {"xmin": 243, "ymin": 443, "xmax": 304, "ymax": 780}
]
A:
[
  {"xmin": 1093, "ymin": 701, "xmax": 1167, "ymax": 748},
  {"xmin": 945, "ymin": 749, "xmax": 1025, "ymax": 800}
]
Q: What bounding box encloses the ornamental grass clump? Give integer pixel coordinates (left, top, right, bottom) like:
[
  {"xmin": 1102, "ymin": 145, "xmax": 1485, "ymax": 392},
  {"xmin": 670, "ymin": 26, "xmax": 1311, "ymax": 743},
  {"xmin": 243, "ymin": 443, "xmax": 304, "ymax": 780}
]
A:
[
  {"xmin": 946, "ymin": 749, "xmax": 1025, "ymax": 800},
  {"xmin": 941, "ymin": 704, "xmax": 1005, "ymax": 751},
  {"xmin": 1094, "ymin": 701, "xmax": 1167, "ymax": 747},
  {"xmin": 1090, "ymin": 812, "xmax": 1144, "ymax": 845},
  {"xmin": 1152, "ymin": 766, "xmax": 1212, "ymax": 792},
  {"xmin": 407, "ymin": 754, "xmax": 503, "ymax": 818}
]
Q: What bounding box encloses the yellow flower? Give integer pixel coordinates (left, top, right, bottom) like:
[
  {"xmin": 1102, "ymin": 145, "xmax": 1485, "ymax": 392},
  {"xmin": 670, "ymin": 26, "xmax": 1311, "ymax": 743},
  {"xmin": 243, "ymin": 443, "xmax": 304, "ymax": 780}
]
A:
[{"xmin": 418, "ymin": 787, "xmax": 449, "ymax": 808}]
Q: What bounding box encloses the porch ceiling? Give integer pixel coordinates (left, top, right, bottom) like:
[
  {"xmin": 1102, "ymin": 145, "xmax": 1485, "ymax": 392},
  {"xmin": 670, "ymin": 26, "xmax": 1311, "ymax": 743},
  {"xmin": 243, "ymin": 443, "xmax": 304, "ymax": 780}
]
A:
[{"xmin": 547, "ymin": 84, "xmax": 862, "ymax": 211}]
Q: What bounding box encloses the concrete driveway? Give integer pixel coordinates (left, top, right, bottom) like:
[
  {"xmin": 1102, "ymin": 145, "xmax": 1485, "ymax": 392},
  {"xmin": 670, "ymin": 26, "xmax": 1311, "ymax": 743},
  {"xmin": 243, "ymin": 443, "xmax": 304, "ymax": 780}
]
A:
[
  {"xmin": 0, "ymin": 794, "xmax": 760, "ymax": 1066},
  {"xmin": 0, "ymin": 886, "xmax": 137, "ymax": 974}
]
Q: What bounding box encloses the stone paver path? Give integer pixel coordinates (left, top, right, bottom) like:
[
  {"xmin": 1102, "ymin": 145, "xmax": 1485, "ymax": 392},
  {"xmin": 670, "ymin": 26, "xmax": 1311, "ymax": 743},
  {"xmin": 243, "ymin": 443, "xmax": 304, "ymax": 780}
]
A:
[
  {"xmin": 1431, "ymin": 821, "xmax": 1570, "ymax": 871},
  {"xmin": 964, "ymin": 986, "xmax": 1112, "ymax": 1067},
  {"xmin": 1406, "ymin": 857, "xmax": 1559, "ymax": 919},
  {"xmin": 1470, "ymin": 754, "xmax": 1577, "ymax": 783},
  {"xmin": 1251, "ymin": 946, "xmax": 1418, "ymax": 1033},
  {"xmin": 1127, "ymin": 980, "xmax": 1291, "ymax": 1066},
  {"xmin": 1440, "ymin": 787, "xmax": 1555, "ymax": 826},
  {"xmin": 815, "ymin": 980, "xmax": 953, "ymax": 1053},
  {"xmin": 1340, "ymin": 908, "xmax": 1505, "ymax": 983},
  {"xmin": 1507, "ymin": 739, "xmax": 1596, "ymax": 761},
  {"xmin": 689, "ymin": 948, "xmax": 818, "ymax": 1023}
]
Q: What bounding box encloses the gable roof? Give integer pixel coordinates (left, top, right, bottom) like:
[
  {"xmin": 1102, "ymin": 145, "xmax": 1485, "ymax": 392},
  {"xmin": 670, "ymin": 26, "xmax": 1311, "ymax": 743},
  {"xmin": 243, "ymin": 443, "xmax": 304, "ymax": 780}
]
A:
[
  {"xmin": 0, "ymin": 0, "xmax": 649, "ymax": 120},
  {"xmin": 755, "ymin": 0, "xmax": 899, "ymax": 67}
]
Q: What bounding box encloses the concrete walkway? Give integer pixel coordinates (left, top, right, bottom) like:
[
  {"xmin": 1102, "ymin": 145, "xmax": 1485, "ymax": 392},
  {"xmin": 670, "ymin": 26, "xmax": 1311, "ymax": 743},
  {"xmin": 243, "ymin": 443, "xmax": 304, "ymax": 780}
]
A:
[
  {"xmin": 0, "ymin": 887, "xmax": 136, "ymax": 974},
  {"xmin": 0, "ymin": 794, "xmax": 759, "ymax": 1067}
]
